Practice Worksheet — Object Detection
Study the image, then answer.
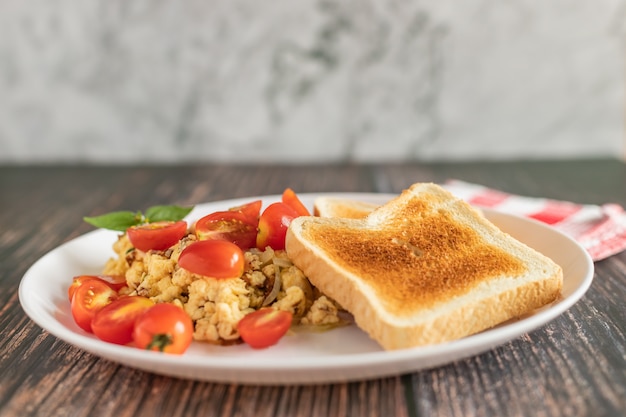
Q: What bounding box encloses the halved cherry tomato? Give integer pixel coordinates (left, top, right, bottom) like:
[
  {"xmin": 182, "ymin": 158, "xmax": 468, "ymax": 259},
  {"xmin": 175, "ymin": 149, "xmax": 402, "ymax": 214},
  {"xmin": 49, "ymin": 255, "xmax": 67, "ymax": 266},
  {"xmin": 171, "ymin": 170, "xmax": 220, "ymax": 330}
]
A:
[
  {"xmin": 91, "ymin": 296, "xmax": 155, "ymax": 345},
  {"xmin": 178, "ymin": 240, "xmax": 245, "ymax": 278},
  {"xmin": 71, "ymin": 279, "xmax": 118, "ymax": 332},
  {"xmin": 282, "ymin": 188, "xmax": 310, "ymax": 216},
  {"xmin": 127, "ymin": 220, "xmax": 188, "ymax": 252},
  {"xmin": 229, "ymin": 199, "xmax": 262, "ymax": 222},
  {"xmin": 133, "ymin": 303, "xmax": 194, "ymax": 354},
  {"xmin": 238, "ymin": 308, "xmax": 293, "ymax": 349},
  {"xmin": 194, "ymin": 211, "xmax": 257, "ymax": 250},
  {"xmin": 256, "ymin": 202, "xmax": 298, "ymax": 250},
  {"xmin": 68, "ymin": 275, "xmax": 127, "ymax": 302}
]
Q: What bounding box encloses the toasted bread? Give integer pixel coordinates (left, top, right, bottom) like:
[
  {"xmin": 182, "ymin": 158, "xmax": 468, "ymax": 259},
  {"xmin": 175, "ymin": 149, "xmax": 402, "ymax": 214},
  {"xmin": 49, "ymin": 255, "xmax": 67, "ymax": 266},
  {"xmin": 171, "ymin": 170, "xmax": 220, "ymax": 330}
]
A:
[
  {"xmin": 286, "ymin": 183, "xmax": 563, "ymax": 350},
  {"xmin": 313, "ymin": 197, "xmax": 379, "ymax": 219},
  {"xmin": 314, "ymin": 194, "xmax": 483, "ymax": 220}
]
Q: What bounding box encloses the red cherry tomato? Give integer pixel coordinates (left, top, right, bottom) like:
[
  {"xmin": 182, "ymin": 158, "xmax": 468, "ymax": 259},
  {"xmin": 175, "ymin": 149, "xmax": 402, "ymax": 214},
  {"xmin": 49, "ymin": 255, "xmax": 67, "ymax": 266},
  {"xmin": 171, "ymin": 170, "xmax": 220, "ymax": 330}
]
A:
[
  {"xmin": 178, "ymin": 240, "xmax": 245, "ymax": 278},
  {"xmin": 238, "ymin": 308, "xmax": 293, "ymax": 349},
  {"xmin": 68, "ymin": 275, "xmax": 127, "ymax": 302},
  {"xmin": 91, "ymin": 296, "xmax": 155, "ymax": 345},
  {"xmin": 282, "ymin": 188, "xmax": 311, "ymax": 216},
  {"xmin": 71, "ymin": 279, "xmax": 119, "ymax": 333},
  {"xmin": 133, "ymin": 303, "xmax": 194, "ymax": 354},
  {"xmin": 256, "ymin": 202, "xmax": 298, "ymax": 250},
  {"xmin": 229, "ymin": 199, "xmax": 262, "ymax": 222},
  {"xmin": 194, "ymin": 211, "xmax": 257, "ymax": 250},
  {"xmin": 127, "ymin": 220, "xmax": 188, "ymax": 252}
]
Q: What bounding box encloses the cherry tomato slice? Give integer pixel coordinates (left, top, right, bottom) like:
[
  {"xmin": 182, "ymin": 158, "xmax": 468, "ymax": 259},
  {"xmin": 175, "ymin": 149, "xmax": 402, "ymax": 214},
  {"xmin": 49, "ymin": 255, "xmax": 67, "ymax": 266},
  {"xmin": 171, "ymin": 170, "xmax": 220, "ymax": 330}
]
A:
[
  {"xmin": 68, "ymin": 275, "xmax": 127, "ymax": 302},
  {"xmin": 178, "ymin": 240, "xmax": 245, "ymax": 278},
  {"xmin": 282, "ymin": 188, "xmax": 311, "ymax": 216},
  {"xmin": 71, "ymin": 279, "xmax": 118, "ymax": 333},
  {"xmin": 133, "ymin": 303, "xmax": 194, "ymax": 354},
  {"xmin": 194, "ymin": 211, "xmax": 257, "ymax": 250},
  {"xmin": 229, "ymin": 199, "xmax": 262, "ymax": 222},
  {"xmin": 256, "ymin": 202, "xmax": 298, "ymax": 250},
  {"xmin": 238, "ymin": 308, "xmax": 293, "ymax": 349},
  {"xmin": 91, "ymin": 296, "xmax": 155, "ymax": 345},
  {"xmin": 127, "ymin": 220, "xmax": 187, "ymax": 252}
]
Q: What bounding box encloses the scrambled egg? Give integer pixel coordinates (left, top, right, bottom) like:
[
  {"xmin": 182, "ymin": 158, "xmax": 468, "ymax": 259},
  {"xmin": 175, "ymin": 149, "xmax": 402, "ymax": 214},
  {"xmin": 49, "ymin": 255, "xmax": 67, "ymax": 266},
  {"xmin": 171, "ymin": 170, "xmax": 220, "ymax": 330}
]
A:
[{"xmin": 102, "ymin": 234, "xmax": 341, "ymax": 344}]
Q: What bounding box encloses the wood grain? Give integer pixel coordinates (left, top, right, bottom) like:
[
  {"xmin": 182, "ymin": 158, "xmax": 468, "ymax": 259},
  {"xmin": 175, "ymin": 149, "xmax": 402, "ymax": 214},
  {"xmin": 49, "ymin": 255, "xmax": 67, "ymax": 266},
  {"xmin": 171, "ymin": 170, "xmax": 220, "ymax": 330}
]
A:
[{"xmin": 1, "ymin": 160, "xmax": 625, "ymax": 417}]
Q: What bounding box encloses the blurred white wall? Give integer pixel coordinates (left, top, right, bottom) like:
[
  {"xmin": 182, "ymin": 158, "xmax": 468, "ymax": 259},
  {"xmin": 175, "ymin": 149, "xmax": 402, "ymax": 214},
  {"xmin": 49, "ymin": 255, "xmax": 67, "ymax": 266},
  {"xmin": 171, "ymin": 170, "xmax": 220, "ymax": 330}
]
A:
[{"xmin": 0, "ymin": 0, "xmax": 624, "ymax": 164}]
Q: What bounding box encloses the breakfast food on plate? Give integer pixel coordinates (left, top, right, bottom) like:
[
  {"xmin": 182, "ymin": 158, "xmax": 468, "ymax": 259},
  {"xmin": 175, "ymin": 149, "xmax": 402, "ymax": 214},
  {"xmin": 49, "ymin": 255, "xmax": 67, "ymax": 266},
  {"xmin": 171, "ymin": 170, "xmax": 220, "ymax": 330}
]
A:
[
  {"xmin": 72, "ymin": 184, "xmax": 562, "ymax": 354},
  {"xmin": 285, "ymin": 183, "xmax": 563, "ymax": 350},
  {"xmin": 313, "ymin": 197, "xmax": 379, "ymax": 219},
  {"xmin": 102, "ymin": 236, "xmax": 340, "ymax": 343},
  {"xmin": 73, "ymin": 189, "xmax": 343, "ymax": 353}
]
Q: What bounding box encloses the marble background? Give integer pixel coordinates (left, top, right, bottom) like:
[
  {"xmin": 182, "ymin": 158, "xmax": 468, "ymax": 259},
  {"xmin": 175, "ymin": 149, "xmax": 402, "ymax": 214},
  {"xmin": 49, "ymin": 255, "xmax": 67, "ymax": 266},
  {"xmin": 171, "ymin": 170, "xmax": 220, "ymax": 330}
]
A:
[{"xmin": 0, "ymin": 0, "xmax": 624, "ymax": 164}]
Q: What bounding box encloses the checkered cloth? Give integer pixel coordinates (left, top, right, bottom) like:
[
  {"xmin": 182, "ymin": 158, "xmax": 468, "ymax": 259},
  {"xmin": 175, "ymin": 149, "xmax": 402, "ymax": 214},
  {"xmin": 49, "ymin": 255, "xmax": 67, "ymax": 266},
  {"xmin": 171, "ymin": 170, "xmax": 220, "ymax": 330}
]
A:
[{"xmin": 444, "ymin": 180, "xmax": 626, "ymax": 261}]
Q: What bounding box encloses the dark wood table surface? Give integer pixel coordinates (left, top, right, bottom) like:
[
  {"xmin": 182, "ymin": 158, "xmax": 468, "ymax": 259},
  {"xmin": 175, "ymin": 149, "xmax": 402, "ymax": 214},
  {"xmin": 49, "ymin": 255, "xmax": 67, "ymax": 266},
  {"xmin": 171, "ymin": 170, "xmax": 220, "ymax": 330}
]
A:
[{"xmin": 1, "ymin": 159, "xmax": 625, "ymax": 417}]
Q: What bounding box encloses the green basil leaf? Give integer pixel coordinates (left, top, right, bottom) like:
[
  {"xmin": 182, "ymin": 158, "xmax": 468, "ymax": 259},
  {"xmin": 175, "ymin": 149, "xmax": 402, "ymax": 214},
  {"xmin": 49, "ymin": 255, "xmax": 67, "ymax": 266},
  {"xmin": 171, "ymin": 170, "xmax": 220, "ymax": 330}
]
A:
[
  {"xmin": 83, "ymin": 211, "xmax": 143, "ymax": 232},
  {"xmin": 144, "ymin": 205, "xmax": 194, "ymax": 223}
]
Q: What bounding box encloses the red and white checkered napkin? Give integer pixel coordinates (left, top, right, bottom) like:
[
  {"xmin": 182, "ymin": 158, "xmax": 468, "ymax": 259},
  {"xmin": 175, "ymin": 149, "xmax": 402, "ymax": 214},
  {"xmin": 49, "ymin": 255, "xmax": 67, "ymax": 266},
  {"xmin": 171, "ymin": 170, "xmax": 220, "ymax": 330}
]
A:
[{"xmin": 444, "ymin": 180, "xmax": 626, "ymax": 261}]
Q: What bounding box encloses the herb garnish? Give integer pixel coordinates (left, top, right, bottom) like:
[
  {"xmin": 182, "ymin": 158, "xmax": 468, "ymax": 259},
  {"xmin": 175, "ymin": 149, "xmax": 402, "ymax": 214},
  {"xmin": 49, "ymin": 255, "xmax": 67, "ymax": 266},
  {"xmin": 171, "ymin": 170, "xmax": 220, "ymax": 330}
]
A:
[{"xmin": 84, "ymin": 205, "xmax": 194, "ymax": 232}]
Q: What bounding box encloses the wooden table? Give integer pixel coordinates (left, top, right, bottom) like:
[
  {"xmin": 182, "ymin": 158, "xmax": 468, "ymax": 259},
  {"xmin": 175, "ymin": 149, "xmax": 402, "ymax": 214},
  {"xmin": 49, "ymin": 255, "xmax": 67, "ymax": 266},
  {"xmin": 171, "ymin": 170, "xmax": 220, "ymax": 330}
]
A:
[{"xmin": 1, "ymin": 159, "xmax": 625, "ymax": 417}]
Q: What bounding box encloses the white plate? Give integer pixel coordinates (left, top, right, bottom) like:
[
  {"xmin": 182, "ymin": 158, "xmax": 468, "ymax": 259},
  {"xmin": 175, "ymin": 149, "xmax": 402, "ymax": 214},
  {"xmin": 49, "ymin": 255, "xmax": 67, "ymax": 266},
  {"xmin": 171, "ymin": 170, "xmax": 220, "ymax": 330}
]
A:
[{"xmin": 18, "ymin": 193, "xmax": 594, "ymax": 385}]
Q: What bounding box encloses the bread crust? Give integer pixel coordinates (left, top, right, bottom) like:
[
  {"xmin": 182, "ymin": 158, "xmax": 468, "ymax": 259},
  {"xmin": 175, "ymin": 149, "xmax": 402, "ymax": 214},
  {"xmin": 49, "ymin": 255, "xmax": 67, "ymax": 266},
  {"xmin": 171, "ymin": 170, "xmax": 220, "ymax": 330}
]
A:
[
  {"xmin": 313, "ymin": 197, "xmax": 379, "ymax": 219},
  {"xmin": 286, "ymin": 183, "xmax": 563, "ymax": 350}
]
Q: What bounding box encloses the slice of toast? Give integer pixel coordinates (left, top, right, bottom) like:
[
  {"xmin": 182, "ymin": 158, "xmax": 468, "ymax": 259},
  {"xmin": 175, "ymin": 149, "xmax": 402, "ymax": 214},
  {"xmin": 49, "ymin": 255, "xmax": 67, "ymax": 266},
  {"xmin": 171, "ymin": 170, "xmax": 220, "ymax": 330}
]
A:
[
  {"xmin": 313, "ymin": 197, "xmax": 379, "ymax": 219},
  {"xmin": 286, "ymin": 183, "xmax": 563, "ymax": 350},
  {"xmin": 314, "ymin": 194, "xmax": 483, "ymax": 219}
]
